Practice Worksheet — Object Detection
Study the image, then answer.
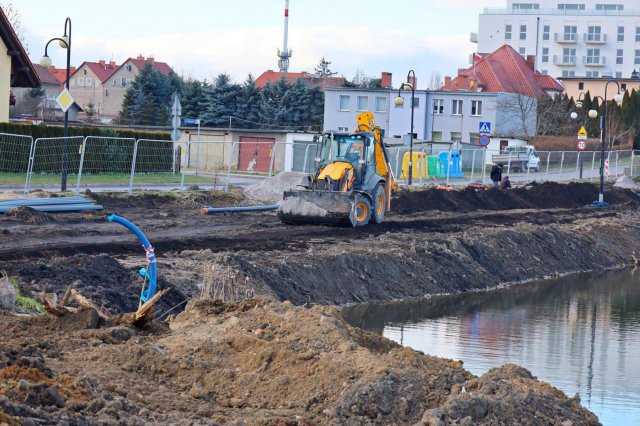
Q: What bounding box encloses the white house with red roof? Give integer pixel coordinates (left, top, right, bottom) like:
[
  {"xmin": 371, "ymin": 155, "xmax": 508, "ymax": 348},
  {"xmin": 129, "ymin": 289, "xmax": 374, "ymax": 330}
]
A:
[{"xmin": 69, "ymin": 55, "xmax": 173, "ymax": 121}]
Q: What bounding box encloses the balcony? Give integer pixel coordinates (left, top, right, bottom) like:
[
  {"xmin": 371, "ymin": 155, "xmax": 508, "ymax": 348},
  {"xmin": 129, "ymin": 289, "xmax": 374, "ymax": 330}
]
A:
[
  {"xmin": 583, "ymin": 33, "xmax": 607, "ymax": 44},
  {"xmin": 583, "ymin": 56, "xmax": 607, "ymax": 66},
  {"xmin": 554, "ymin": 33, "xmax": 577, "ymax": 43},
  {"xmin": 553, "ymin": 55, "xmax": 576, "ymax": 66}
]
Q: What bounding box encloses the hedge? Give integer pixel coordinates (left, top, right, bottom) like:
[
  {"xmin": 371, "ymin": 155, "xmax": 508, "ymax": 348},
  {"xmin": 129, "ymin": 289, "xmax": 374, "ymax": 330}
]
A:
[{"xmin": 0, "ymin": 123, "xmax": 171, "ymax": 140}]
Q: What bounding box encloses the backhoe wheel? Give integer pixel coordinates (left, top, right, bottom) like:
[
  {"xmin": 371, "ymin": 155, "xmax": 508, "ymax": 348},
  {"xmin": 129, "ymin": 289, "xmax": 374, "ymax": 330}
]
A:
[
  {"xmin": 351, "ymin": 195, "xmax": 372, "ymax": 227},
  {"xmin": 370, "ymin": 184, "xmax": 385, "ymax": 224}
]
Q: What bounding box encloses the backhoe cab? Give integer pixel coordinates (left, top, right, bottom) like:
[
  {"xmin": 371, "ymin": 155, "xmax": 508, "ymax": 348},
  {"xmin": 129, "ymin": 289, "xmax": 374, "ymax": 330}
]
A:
[{"xmin": 277, "ymin": 112, "xmax": 396, "ymax": 227}]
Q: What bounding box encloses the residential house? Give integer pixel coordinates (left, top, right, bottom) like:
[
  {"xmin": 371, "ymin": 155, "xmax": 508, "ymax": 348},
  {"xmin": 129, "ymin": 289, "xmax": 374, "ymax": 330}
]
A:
[
  {"xmin": 0, "ymin": 7, "xmax": 39, "ymax": 121},
  {"xmin": 69, "ymin": 55, "xmax": 173, "ymax": 121},
  {"xmin": 256, "ymin": 70, "xmax": 346, "ymax": 90},
  {"xmin": 49, "ymin": 66, "xmax": 76, "ymax": 84},
  {"xmin": 12, "ymin": 64, "xmax": 61, "ymax": 118},
  {"xmin": 559, "ymin": 74, "xmax": 640, "ymax": 101}
]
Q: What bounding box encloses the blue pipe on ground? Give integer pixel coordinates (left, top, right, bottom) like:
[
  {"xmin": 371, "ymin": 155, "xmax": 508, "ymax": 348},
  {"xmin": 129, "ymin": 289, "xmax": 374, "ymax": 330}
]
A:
[
  {"xmin": 107, "ymin": 214, "xmax": 157, "ymax": 303},
  {"xmin": 199, "ymin": 204, "xmax": 279, "ymax": 215}
]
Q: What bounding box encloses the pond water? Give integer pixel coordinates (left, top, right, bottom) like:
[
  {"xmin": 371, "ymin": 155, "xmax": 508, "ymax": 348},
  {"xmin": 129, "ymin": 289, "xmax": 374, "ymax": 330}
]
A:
[{"xmin": 343, "ymin": 269, "xmax": 640, "ymax": 426}]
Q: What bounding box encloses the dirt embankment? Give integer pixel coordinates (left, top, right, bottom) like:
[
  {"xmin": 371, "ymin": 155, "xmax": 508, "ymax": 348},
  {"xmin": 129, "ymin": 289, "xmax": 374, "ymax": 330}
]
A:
[{"xmin": 0, "ymin": 299, "xmax": 600, "ymax": 425}]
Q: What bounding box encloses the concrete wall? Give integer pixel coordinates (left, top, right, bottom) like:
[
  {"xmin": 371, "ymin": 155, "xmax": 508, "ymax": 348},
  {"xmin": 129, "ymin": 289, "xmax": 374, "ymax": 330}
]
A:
[
  {"xmin": 0, "ymin": 38, "xmax": 10, "ymax": 122},
  {"xmin": 478, "ymin": 0, "xmax": 640, "ymax": 78}
]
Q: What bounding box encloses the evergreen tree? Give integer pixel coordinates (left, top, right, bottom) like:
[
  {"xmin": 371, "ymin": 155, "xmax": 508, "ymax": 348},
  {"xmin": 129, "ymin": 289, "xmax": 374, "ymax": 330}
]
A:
[
  {"xmin": 236, "ymin": 74, "xmax": 262, "ymax": 129},
  {"xmin": 181, "ymin": 78, "xmax": 209, "ymax": 121},
  {"xmin": 314, "ymin": 57, "xmax": 337, "ymax": 77},
  {"xmin": 202, "ymin": 73, "xmax": 242, "ymax": 127}
]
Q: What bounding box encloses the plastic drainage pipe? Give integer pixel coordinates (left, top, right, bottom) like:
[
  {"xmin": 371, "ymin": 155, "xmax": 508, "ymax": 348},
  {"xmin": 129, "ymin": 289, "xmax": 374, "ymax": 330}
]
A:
[
  {"xmin": 107, "ymin": 214, "xmax": 157, "ymax": 304},
  {"xmin": 199, "ymin": 204, "xmax": 279, "ymax": 215}
]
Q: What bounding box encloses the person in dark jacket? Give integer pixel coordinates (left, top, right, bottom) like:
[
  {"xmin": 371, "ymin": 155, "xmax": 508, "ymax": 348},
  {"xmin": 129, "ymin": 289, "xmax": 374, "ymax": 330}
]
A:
[
  {"xmin": 490, "ymin": 164, "xmax": 502, "ymax": 188},
  {"xmin": 499, "ymin": 176, "xmax": 512, "ymax": 190}
]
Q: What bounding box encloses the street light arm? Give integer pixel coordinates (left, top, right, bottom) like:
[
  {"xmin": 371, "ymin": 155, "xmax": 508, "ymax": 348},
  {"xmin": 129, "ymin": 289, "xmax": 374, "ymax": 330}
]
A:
[{"xmin": 43, "ymin": 37, "xmax": 69, "ymax": 56}]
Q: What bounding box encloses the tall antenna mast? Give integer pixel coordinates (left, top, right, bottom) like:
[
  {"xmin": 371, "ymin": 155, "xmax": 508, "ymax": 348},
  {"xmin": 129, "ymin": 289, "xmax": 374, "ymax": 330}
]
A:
[{"xmin": 277, "ymin": 0, "xmax": 292, "ymax": 73}]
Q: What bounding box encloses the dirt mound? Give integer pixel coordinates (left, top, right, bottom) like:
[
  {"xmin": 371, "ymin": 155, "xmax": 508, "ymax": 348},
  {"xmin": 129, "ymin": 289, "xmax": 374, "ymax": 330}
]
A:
[
  {"xmin": 0, "ymin": 300, "xmax": 600, "ymax": 425},
  {"xmin": 89, "ymin": 189, "xmax": 244, "ymax": 210},
  {"xmin": 244, "ymin": 171, "xmax": 307, "ymax": 204},
  {"xmin": 393, "ymin": 182, "xmax": 640, "ymax": 214},
  {"xmin": 8, "ymin": 254, "xmax": 187, "ymax": 315},
  {"xmin": 4, "ymin": 207, "xmax": 54, "ymax": 224}
]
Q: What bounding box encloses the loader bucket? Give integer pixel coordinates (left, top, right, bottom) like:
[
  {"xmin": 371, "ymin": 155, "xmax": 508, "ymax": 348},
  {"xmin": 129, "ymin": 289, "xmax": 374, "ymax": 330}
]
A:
[{"xmin": 277, "ymin": 190, "xmax": 367, "ymax": 227}]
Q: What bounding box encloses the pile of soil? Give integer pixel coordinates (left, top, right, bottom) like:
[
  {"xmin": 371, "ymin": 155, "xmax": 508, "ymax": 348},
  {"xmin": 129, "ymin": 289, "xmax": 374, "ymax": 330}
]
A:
[
  {"xmin": 0, "ymin": 300, "xmax": 600, "ymax": 425},
  {"xmin": 393, "ymin": 182, "xmax": 640, "ymax": 214},
  {"xmin": 88, "ymin": 189, "xmax": 244, "ymax": 210},
  {"xmin": 4, "ymin": 207, "xmax": 54, "ymax": 224},
  {"xmin": 244, "ymin": 171, "xmax": 306, "ymax": 204}
]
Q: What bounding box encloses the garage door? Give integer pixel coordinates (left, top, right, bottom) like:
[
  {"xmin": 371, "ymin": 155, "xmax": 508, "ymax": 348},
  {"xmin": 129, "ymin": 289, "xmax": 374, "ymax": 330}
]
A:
[{"xmin": 238, "ymin": 137, "xmax": 275, "ymax": 172}]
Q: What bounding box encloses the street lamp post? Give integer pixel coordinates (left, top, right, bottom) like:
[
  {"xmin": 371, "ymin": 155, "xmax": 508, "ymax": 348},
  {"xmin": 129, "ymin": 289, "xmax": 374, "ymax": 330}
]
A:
[
  {"xmin": 394, "ymin": 70, "xmax": 416, "ymax": 185},
  {"xmin": 39, "ymin": 18, "xmax": 72, "ymax": 192},
  {"xmin": 575, "ymin": 82, "xmax": 623, "ymax": 206}
]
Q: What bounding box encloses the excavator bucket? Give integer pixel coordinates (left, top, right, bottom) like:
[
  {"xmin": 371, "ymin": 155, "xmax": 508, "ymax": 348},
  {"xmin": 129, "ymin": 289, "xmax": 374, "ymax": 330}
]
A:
[{"xmin": 277, "ymin": 190, "xmax": 366, "ymax": 227}]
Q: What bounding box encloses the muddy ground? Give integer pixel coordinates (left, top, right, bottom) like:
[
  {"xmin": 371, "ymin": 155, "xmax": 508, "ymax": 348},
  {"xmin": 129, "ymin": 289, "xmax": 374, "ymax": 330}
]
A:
[{"xmin": 1, "ymin": 181, "xmax": 639, "ymax": 424}]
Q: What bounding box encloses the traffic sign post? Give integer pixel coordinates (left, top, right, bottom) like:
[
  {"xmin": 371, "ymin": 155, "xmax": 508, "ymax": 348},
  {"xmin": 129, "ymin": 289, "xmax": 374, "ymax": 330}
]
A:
[
  {"xmin": 576, "ymin": 126, "xmax": 588, "ymax": 179},
  {"xmin": 577, "ymin": 140, "xmax": 586, "ymax": 151},
  {"xmin": 479, "ymin": 134, "xmax": 490, "ymax": 147},
  {"xmin": 184, "ymin": 118, "xmax": 202, "ymax": 175},
  {"xmin": 479, "ymin": 122, "xmax": 491, "ymax": 135}
]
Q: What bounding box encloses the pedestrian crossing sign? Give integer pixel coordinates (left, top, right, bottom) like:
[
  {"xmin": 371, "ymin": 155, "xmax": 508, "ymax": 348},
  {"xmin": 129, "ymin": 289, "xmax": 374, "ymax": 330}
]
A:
[
  {"xmin": 479, "ymin": 122, "xmax": 491, "ymax": 134},
  {"xmin": 578, "ymin": 126, "xmax": 587, "ymax": 136}
]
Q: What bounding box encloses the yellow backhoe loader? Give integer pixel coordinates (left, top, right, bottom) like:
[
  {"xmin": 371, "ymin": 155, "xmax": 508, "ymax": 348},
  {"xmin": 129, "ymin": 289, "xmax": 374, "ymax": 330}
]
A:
[{"xmin": 277, "ymin": 112, "xmax": 397, "ymax": 227}]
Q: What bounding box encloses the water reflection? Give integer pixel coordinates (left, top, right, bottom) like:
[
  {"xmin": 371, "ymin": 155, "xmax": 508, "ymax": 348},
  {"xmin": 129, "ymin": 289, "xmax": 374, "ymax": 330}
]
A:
[{"xmin": 342, "ymin": 269, "xmax": 640, "ymax": 426}]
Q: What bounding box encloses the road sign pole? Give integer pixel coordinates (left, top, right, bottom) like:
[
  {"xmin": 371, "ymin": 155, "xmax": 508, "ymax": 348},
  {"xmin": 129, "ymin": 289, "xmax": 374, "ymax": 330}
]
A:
[{"xmin": 196, "ymin": 119, "xmax": 201, "ymax": 176}]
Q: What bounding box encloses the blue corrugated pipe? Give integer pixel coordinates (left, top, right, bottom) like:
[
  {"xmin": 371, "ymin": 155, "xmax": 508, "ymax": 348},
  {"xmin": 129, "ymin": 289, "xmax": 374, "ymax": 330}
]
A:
[{"xmin": 107, "ymin": 214, "xmax": 157, "ymax": 304}]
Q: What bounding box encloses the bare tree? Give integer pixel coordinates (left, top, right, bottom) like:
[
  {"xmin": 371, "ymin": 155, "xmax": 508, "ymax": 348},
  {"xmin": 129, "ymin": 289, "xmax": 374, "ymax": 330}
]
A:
[
  {"xmin": 1, "ymin": 3, "xmax": 28, "ymax": 53},
  {"xmin": 604, "ymin": 106, "xmax": 636, "ymax": 149},
  {"xmin": 428, "ymin": 71, "xmax": 443, "ymax": 90}
]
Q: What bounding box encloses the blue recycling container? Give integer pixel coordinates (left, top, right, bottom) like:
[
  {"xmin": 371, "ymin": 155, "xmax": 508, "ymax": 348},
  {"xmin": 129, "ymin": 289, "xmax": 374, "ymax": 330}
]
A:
[{"xmin": 438, "ymin": 151, "xmax": 464, "ymax": 178}]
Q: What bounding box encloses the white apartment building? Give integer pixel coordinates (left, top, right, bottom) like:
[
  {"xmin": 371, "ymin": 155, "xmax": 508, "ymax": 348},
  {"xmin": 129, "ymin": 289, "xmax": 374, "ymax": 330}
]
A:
[{"xmin": 476, "ymin": 0, "xmax": 640, "ymax": 79}]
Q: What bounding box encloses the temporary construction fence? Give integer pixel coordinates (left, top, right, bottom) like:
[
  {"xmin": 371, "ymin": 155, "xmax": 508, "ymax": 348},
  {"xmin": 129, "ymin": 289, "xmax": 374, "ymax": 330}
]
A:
[{"xmin": 1, "ymin": 132, "xmax": 639, "ymax": 195}]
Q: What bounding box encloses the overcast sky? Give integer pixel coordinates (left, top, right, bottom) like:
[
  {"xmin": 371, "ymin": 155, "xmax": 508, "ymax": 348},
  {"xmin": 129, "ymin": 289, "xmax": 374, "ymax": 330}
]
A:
[{"xmin": 11, "ymin": 0, "xmax": 503, "ymax": 88}]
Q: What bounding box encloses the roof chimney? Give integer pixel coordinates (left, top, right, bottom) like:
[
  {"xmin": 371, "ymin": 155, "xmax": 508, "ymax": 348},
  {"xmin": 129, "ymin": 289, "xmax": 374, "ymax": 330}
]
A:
[
  {"xmin": 381, "ymin": 72, "xmax": 392, "ymax": 89},
  {"xmin": 408, "ymin": 75, "xmax": 417, "ymax": 90},
  {"xmin": 137, "ymin": 54, "xmax": 144, "ymax": 60},
  {"xmin": 526, "ymin": 55, "xmax": 536, "ymax": 70},
  {"xmin": 444, "ymin": 76, "xmax": 452, "ymax": 88},
  {"xmin": 147, "ymin": 56, "xmax": 155, "ymax": 64},
  {"xmin": 98, "ymin": 59, "xmax": 105, "ymax": 67},
  {"xmin": 109, "ymin": 59, "xmax": 116, "ymax": 67}
]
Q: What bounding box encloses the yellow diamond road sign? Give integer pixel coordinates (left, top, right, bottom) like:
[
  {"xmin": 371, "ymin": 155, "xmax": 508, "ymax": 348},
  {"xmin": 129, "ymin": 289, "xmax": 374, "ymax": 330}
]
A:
[
  {"xmin": 578, "ymin": 126, "xmax": 588, "ymax": 136},
  {"xmin": 56, "ymin": 88, "xmax": 75, "ymax": 113}
]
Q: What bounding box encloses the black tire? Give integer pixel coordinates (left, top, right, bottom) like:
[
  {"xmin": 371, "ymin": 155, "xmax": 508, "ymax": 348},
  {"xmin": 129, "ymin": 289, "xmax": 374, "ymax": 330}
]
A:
[
  {"xmin": 351, "ymin": 194, "xmax": 372, "ymax": 227},
  {"xmin": 370, "ymin": 184, "xmax": 385, "ymax": 224}
]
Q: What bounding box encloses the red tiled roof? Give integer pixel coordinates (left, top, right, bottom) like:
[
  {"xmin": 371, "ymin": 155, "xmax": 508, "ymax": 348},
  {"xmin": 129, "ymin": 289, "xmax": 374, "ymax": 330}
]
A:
[
  {"xmin": 33, "ymin": 64, "xmax": 59, "ymax": 85},
  {"xmin": 73, "ymin": 61, "xmax": 119, "ymax": 82},
  {"xmin": 442, "ymin": 45, "xmax": 564, "ymax": 97},
  {"xmin": 49, "ymin": 67, "xmax": 76, "ymax": 83},
  {"xmin": 124, "ymin": 57, "xmax": 173, "ymax": 75},
  {"xmin": 0, "ymin": 7, "xmax": 39, "ymax": 87},
  {"xmin": 255, "ymin": 70, "xmax": 346, "ymax": 89}
]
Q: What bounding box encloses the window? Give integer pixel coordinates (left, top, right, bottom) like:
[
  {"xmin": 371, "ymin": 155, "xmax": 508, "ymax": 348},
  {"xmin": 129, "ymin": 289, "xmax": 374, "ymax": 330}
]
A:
[
  {"xmin": 541, "ymin": 69, "xmax": 548, "ymax": 75},
  {"xmin": 112, "ymin": 79, "xmax": 116, "ymax": 86},
  {"xmin": 543, "ymin": 25, "xmax": 550, "ymax": 40},
  {"xmin": 558, "ymin": 4, "xmax": 585, "ymax": 10},
  {"xmin": 618, "ymin": 26, "xmax": 624, "ymax": 42},
  {"xmin": 77, "ymin": 77, "xmax": 84, "ymax": 86},
  {"xmin": 617, "ymin": 49, "xmax": 624, "ymax": 64},
  {"xmin": 505, "ymin": 24, "xmax": 512, "ymax": 40},
  {"xmin": 375, "ymin": 97, "xmax": 386, "ymax": 112},
  {"xmin": 621, "ymin": 83, "xmax": 627, "ymax": 91},
  {"xmin": 512, "ymin": 3, "xmax": 540, "ymax": 9},
  {"xmin": 432, "ymin": 131, "xmax": 443, "ymax": 142},
  {"xmin": 587, "ymin": 26, "xmax": 601, "ymax": 42},
  {"xmin": 520, "ymin": 25, "xmax": 527, "ymax": 40},
  {"xmin": 578, "ymin": 82, "xmax": 584, "ymax": 90},
  {"xmin": 519, "ymin": 47, "xmax": 526, "ymax": 57},
  {"xmin": 562, "ymin": 47, "xmax": 576, "ymax": 63},
  {"xmin": 470, "ymin": 133, "xmax": 480, "ymax": 145},
  {"xmin": 586, "ymin": 48, "xmax": 600, "ymax": 64},
  {"xmin": 616, "ymin": 72, "xmax": 623, "ymax": 78},
  {"xmin": 450, "ymin": 132, "xmax": 462, "ymax": 143},
  {"xmin": 562, "ymin": 70, "xmax": 576, "ymax": 77},
  {"xmin": 126, "ymin": 64, "xmax": 132, "ymax": 72},
  {"xmin": 563, "ymin": 25, "xmax": 577, "ymax": 41},
  {"xmin": 337, "ymin": 127, "xmax": 349, "ymax": 132},
  {"xmin": 542, "ymin": 47, "xmax": 549, "ymax": 63},
  {"xmin": 636, "ymin": 27, "xmax": 640, "ymax": 42},
  {"xmin": 412, "ymin": 98, "xmax": 419, "ymax": 108},
  {"xmin": 83, "ymin": 69, "xmax": 87, "ymax": 75},
  {"xmin": 433, "ymin": 99, "xmax": 444, "ymax": 114},
  {"xmin": 596, "ymin": 4, "xmax": 623, "ymax": 10},
  {"xmin": 586, "ymin": 71, "xmax": 599, "ymax": 78},
  {"xmin": 120, "ymin": 77, "xmax": 127, "ymax": 87},
  {"xmin": 86, "ymin": 78, "xmax": 92, "ymax": 86},
  {"xmin": 635, "ymin": 50, "xmax": 640, "ymax": 65},
  {"xmin": 471, "ymin": 100, "xmax": 482, "ymax": 116},
  {"xmin": 338, "ymin": 95, "xmax": 350, "ymax": 110},
  {"xmin": 356, "ymin": 96, "xmax": 368, "ymax": 111},
  {"xmin": 451, "ymin": 100, "xmax": 462, "ymax": 115}
]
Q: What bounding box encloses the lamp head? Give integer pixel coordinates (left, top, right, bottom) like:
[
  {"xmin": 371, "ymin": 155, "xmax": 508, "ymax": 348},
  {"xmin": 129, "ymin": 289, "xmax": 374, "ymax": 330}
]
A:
[
  {"xmin": 59, "ymin": 35, "xmax": 69, "ymax": 49},
  {"xmin": 39, "ymin": 55, "xmax": 52, "ymax": 68},
  {"xmin": 588, "ymin": 109, "xmax": 598, "ymax": 119},
  {"xmin": 401, "ymin": 82, "xmax": 413, "ymax": 91},
  {"xmin": 394, "ymin": 96, "xmax": 404, "ymax": 107},
  {"xmin": 570, "ymin": 112, "xmax": 578, "ymax": 119},
  {"xmin": 575, "ymin": 100, "xmax": 583, "ymax": 109},
  {"xmin": 613, "ymin": 92, "xmax": 624, "ymax": 106}
]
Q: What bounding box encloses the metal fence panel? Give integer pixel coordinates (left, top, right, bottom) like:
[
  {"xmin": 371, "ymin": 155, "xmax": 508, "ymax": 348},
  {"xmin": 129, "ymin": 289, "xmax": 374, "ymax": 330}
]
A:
[
  {"xmin": 131, "ymin": 139, "xmax": 183, "ymax": 191},
  {"xmin": 0, "ymin": 133, "xmax": 33, "ymax": 192},
  {"xmin": 76, "ymin": 137, "xmax": 136, "ymax": 192},
  {"xmin": 27, "ymin": 137, "xmax": 84, "ymax": 192}
]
